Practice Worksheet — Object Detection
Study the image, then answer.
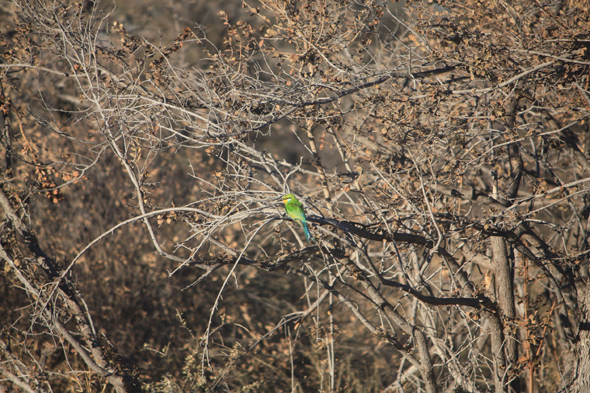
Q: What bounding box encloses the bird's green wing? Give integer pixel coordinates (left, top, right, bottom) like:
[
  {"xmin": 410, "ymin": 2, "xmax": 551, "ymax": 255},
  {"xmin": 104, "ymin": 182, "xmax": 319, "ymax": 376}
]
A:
[
  {"xmin": 285, "ymin": 202, "xmax": 306, "ymax": 222},
  {"xmin": 284, "ymin": 200, "xmax": 312, "ymax": 242}
]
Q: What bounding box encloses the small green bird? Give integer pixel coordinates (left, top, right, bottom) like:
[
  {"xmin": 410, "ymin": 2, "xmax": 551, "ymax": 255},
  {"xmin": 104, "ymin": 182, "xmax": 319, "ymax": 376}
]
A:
[{"xmin": 282, "ymin": 194, "xmax": 312, "ymax": 242}]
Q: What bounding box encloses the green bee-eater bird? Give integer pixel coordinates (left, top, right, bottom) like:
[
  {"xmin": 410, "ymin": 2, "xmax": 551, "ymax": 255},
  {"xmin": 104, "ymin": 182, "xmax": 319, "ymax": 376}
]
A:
[{"xmin": 282, "ymin": 194, "xmax": 312, "ymax": 242}]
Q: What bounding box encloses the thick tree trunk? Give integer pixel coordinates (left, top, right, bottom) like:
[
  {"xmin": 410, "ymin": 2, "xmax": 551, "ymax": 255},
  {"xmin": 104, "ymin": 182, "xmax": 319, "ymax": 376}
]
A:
[
  {"xmin": 491, "ymin": 236, "xmax": 519, "ymax": 392},
  {"xmin": 561, "ymin": 281, "xmax": 590, "ymax": 392}
]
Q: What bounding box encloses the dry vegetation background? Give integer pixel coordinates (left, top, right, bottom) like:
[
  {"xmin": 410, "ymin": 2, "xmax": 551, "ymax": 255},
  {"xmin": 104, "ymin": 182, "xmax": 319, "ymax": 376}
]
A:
[{"xmin": 1, "ymin": 0, "xmax": 590, "ymax": 392}]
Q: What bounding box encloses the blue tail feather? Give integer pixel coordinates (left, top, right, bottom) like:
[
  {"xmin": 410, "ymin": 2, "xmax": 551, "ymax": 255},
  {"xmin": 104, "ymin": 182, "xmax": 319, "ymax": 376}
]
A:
[{"xmin": 302, "ymin": 220, "xmax": 312, "ymax": 242}]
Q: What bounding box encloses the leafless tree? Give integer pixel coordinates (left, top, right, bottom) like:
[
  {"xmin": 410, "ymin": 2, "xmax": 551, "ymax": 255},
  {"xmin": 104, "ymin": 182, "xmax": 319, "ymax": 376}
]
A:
[{"xmin": 1, "ymin": 0, "xmax": 590, "ymax": 392}]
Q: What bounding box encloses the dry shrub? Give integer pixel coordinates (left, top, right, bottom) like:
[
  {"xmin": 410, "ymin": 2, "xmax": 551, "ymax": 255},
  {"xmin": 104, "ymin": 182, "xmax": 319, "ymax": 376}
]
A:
[{"xmin": 1, "ymin": 0, "xmax": 590, "ymax": 392}]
